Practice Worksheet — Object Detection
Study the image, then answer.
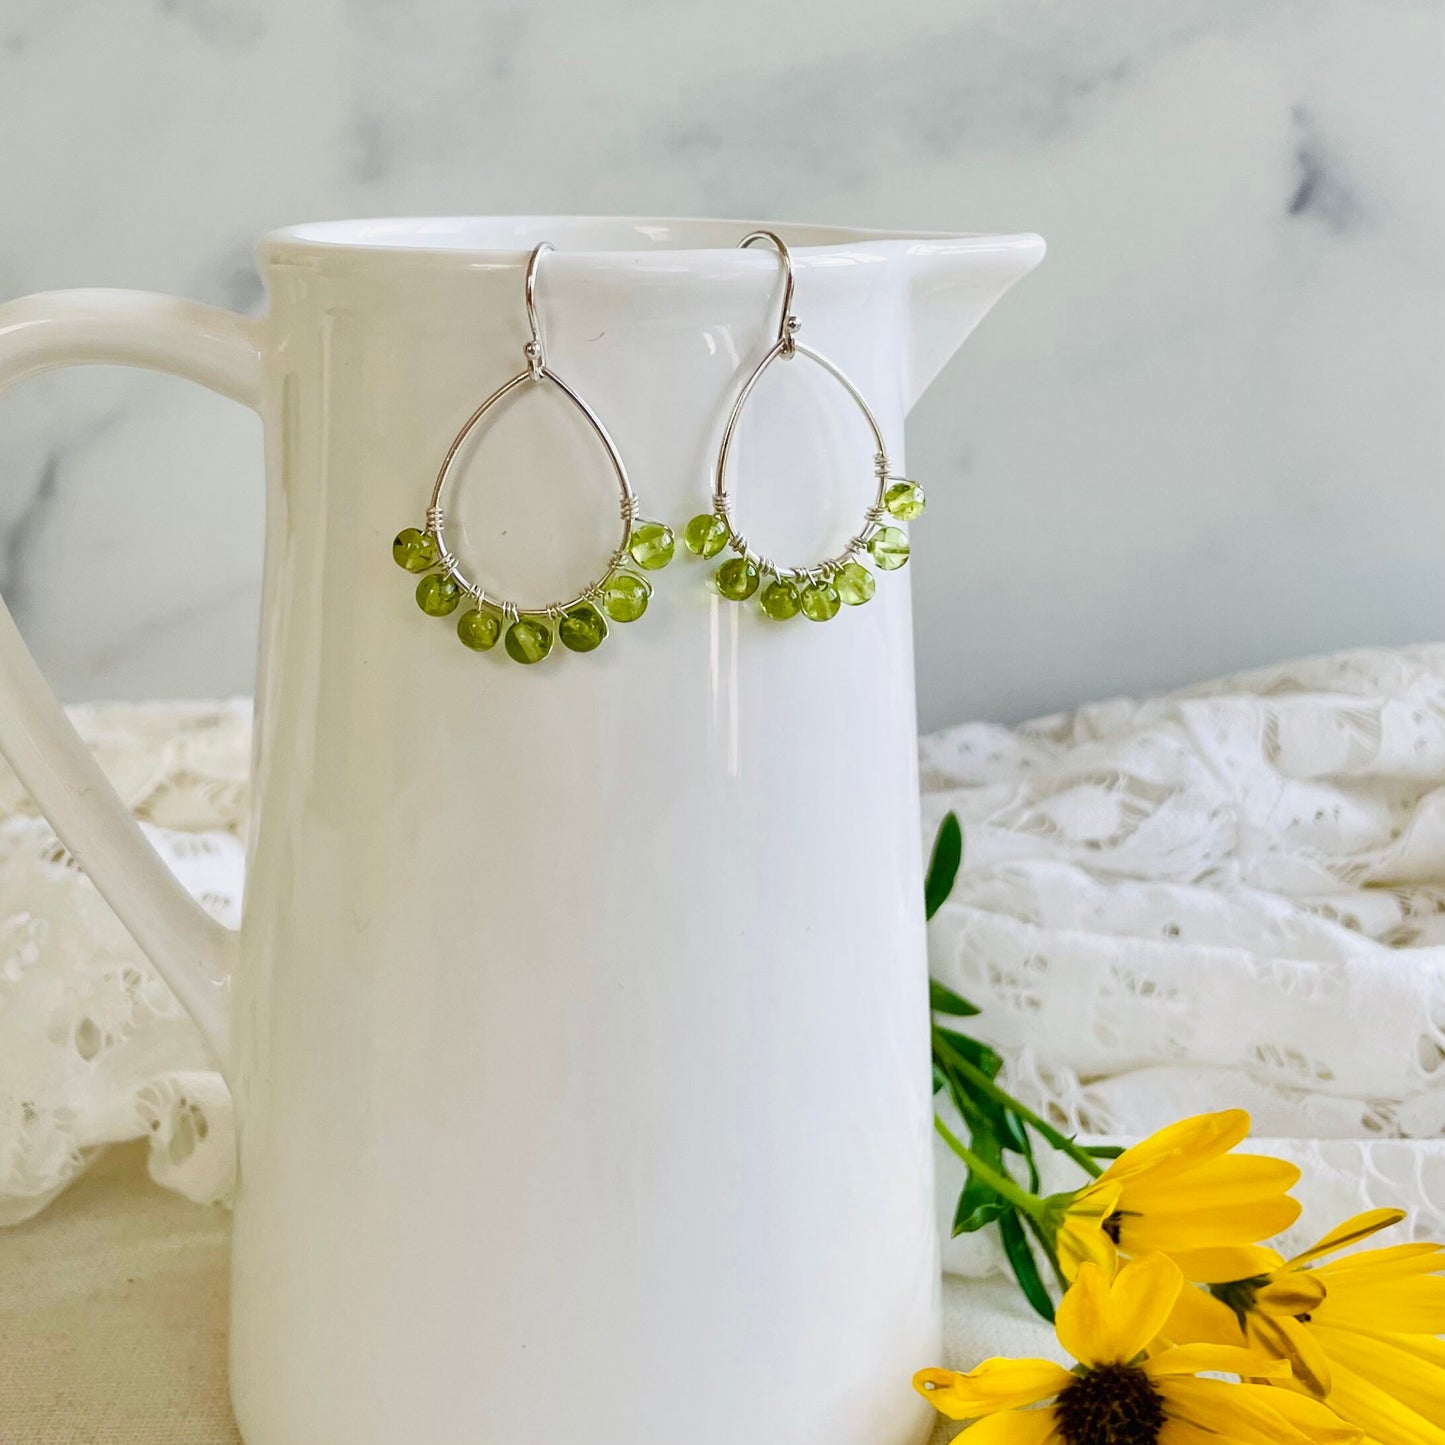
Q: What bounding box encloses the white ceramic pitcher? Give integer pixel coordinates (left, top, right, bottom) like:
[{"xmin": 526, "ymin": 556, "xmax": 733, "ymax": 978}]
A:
[{"xmin": 0, "ymin": 217, "xmax": 1043, "ymax": 1445}]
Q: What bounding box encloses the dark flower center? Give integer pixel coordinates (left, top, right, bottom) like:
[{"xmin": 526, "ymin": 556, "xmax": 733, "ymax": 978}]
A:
[
  {"xmin": 1100, "ymin": 1207, "xmax": 1142, "ymax": 1245},
  {"xmin": 1055, "ymin": 1363, "xmax": 1166, "ymax": 1445}
]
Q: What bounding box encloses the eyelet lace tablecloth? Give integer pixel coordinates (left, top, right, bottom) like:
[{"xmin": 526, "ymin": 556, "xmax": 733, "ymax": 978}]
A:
[
  {"xmin": 922, "ymin": 644, "xmax": 1445, "ymax": 1280},
  {"xmin": 0, "ymin": 647, "xmax": 1442, "ymax": 1438}
]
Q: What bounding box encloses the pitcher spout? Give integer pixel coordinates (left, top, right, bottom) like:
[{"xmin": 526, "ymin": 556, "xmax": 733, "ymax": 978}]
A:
[{"xmin": 902, "ymin": 232, "xmax": 1046, "ymax": 409}]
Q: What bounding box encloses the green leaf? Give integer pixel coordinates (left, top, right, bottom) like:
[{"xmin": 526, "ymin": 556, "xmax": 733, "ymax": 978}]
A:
[
  {"xmin": 999, "ymin": 1210, "xmax": 1055, "ymax": 1322},
  {"xmin": 934, "ymin": 1027, "xmax": 1001, "ymax": 1080},
  {"xmin": 1084, "ymin": 1144, "xmax": 1125, "ymax": 1160},
  {"xmin": 951, "ymin": 1128, "xmax": 1009, "ymax": 1236},
  {"xmin": 928, "ymin": 979, "xmax": 981, "ymax": 1018},
  {"xmin": 953, "ymin": 1189, "xmax": 1009, "ymax": 1236},
  {"xmin": 924, "ymin": 812, "xmax": 963, "ymax": 920}
]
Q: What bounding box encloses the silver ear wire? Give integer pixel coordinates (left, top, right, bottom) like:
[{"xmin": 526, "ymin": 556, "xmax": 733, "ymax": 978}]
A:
[
  {"xmin": 738, "ymin": 231, "xmax": 799, "ymax": 356},
  {"xmin": 522, "ymin": 241, "xmax": 552, "ymax": 379}
]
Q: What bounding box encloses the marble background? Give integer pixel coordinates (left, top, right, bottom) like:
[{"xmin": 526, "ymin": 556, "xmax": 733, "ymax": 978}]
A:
[{"xmin": 0, "ymin": 0, "xmax": 1438, "ymax": 729}]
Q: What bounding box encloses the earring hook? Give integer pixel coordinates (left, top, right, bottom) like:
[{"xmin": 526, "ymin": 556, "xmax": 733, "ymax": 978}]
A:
[
  {"xmin": 524, "ymin": 241, "xmax": 554, "ymax": 379},
  {"xmin": 739, "ymin": 230, "xmax": 800, "ymax": 357}
]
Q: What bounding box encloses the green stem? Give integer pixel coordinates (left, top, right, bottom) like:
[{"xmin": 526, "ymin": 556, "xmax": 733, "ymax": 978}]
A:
[
  {"xmin": 933, "ymin": 1028, "xmax": 1104, "ymax": 1179},
  {"xmin": 933, "ymin": 1115, "xmax": 1044, "ymax": 1220},
  {"xmin": 1022, "ymin": 1210, "xmax": 1069, "ymax": 1294}
]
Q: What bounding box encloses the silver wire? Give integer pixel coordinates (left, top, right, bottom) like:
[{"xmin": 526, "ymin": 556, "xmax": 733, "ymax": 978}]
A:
[
  {"xmin": 424, "ymin": 242, "xmax": 639, "ymax": 621},
  {"xmin": 713, "ymin": 231, "xmax": 894, "ymax": 583},
  {"xmin": 738, "ymin": 231, "xmax": 799, "ymax": 356},
  {"xmin": 523, "ymin": 241, "xmax": 553, "ymax": 377}
]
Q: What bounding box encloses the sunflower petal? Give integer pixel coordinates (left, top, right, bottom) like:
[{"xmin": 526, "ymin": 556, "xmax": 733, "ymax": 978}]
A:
[
  {"xmin": 1310, "ymin": 1326, "xmax": 1445, "ymax": 1428},
  {"xmin": 1143, "ymin": 1343, "xmax": 1291, "ymax": 1379},
  {"xmin": 1321, "ymin": 1356, "xmax": 1445, "ymax": 1445},
  {"xmin": 1313, "ymin": 1274, "xmax": 1445, "ymax": 1336},
  {"xmin": 1161, "ymin": 1375, "xmax": 1356, "ymax": 1444},
  {"xmin": 1058, "ymin": 1255, "xmax": 1182, "ymax": 1366},
  {"xmin": 1120, "ymin": 1154, "xmax": 1302, "ymax": 1213},
  {"xmin": 1099, "ymin": 1110, "xmax": 1252, "ymax": 1187},
  {"xmin": 951, "ymin": 1407, "xmax": 1062, "ymax": 1444},
  {"xmin": 1161, "ymin": 1425, "xmax": 1256, "ymax": 1445},
  {"xmin": 1286, "ymin": 1209, "xmax": 1407, "ymax": 1267},
  {"xmin": 1161, "ymin": 1280, "xmax": 1246, "ymax": 1350},
  {"xmin": 1255, "ymin": 1270, "xmax": 1328, "ymax": 1316},
  {"xmin": 1116, "ymin": 1196, "xmax": 1304, "ymax": 1254},
  {"xmin": 1339, "ymin": 1328, "xmax": 1445, "ymax": 1372},
  {"xmin": 1055, "ymin": 1262, "xmax": 1111, "ymax": 1365},
  {"xmin": 1320, "ymin": 1243, "xmax": 1445, "ymax": 1281},
  {"xmin": 913, "ymin": 1358, "xmax": 1071, "ymax": 1419},
  {"xmin": 1166, "ymin": 1245, "xmax": 1285, "ymax": 1284},
  {"xmin": 1245, "ymin": 1310, "xmax": 1333, "ymax": 1397},
  {"xmin": 1058, "ymin": 1221, "xmax": 1119, "ymax": 1283},
  {"xmin": 1056, "ymin": 1182, "xmax": 1122, "ymax": 1282},
  {"xmin": 1231, "ymin": 1383, "xmax": 1365, "ymax": 1443}
]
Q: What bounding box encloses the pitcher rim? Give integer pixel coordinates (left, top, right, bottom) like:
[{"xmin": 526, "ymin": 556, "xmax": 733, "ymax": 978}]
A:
[{"xmin": 256, "ymin": 214, "xmax": 1045, "ymax": 266}]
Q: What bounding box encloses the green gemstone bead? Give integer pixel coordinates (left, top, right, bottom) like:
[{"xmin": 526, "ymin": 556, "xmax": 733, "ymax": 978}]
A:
[
  {"xmin": 683, "ymin": 512, "xmax": 729, "ymax": 559},
  {"xmin": 504, "ymin": 617, "xmax": 553, "ymax": 664},
  {"xmin": 869, "ymin": 525, "xmax": 910, "ymax": 571},
  {"xmin": 456, "ymin": 608, "xmax": 500, "ymax": 651},
  {"xmin": 602, "ymin": 571, "xmax": 651, "ymax": 623},
  {"xmin": 416, "ymin": 573, "xmax": 461, "ymax": 616},
  {"xmin": 800, "ymin": 581, "xmax": 841, "ymax": 622},
  {"xmin": 835, "ymin": 560, "xmax": 876, "ymax": 606},
  {"xmin": 628, "ymin": 521, "xmax": 675, "ymax": 571},
  {"xmin": 715, "ymin": 557, "xmax": 759, "ymax": 601},
  {"xmin": 393, "ymin": 527, "xmax": 439, "ymax": 572},
  {"xmin": 558, "ymin": 602, "xmax": 609, "ymax": 653},
  {"xmin": 884, "ymin": 481, "xmax": 926, "ymax": 521},
  {"xmin": 759, "ymin": 579, "xmax": 801, "ymax": 620}
]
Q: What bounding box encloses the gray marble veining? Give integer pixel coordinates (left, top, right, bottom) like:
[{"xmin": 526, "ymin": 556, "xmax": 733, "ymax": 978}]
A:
[{"xmin": 0, "ymin": 0, "xmax": 1438, "ymax": 726}]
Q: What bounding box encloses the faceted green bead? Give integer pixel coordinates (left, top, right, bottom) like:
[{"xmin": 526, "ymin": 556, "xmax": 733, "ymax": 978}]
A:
[
  {"xmin": 884, "ymin": 481, "xmax": 926, "ymax": 521},
  {"xmin": 456, "ymin": 608, "xmax": 500, "ymax": 651},
  {"xmin": 869, "ymin": 525, "xmax": 910, "ymax": 571},
  {"xmin": 504, "ymin": 617, "xmax": 553, "ymax": 664},
  {"xmin": 759, "ymin": 579, "xmax": 800, "ymax": 620},
  {"xmin": 393, "ymin": 527, "xmax": 439, "ymax": 572},
  {"xmin": 559, "ymin": 601, "xmax": 608, "ymax": 653},
  {"xmin": 683, "ymin": 512, "xmax": 729, "ymax": 559},
  {"xmin": 602, "ymin": 571, "xmax": 651, "ymax": 623},
  {"xmin": 628, "ymin": 521, "xmax": 675, "ymax": 571},
  {"xmin": 715, "ymin": 557, "xmax": 759, "ymax": 601},
  {"xmin": 416, "ymin": 572, "xmax": 461, "ymax": 616},
  {"xmin": 835, "ymin": 560, "xmax": 876, "ymax": 606},
  {"xmin": 800, "ymin": 581, "xmax": 841, "ymax": 622}
]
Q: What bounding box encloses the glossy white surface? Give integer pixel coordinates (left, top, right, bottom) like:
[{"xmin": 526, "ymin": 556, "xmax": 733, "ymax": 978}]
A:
[
  {"xmin": 0, "ymin": 2, "xmax": 1436, "ymax": 727},
  {"xmin": 0, "ymin": 218, "xmax": 1042, "ymax": 1445}
]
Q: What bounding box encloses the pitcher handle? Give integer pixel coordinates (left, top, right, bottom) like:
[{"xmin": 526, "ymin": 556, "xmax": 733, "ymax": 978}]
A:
[{"xmin": 0, "ymin": 289, "xmax": 262, "ymax": 1078}]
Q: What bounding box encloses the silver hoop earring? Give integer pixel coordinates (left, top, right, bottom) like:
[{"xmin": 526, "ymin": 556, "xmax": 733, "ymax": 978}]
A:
[
  {"xmin": 681, "ymin": 231, "xmax": 924, "ymax": 622},
  {"xmin": 391, "ymin": 242, "xmax": 674, "ymax": 664}
]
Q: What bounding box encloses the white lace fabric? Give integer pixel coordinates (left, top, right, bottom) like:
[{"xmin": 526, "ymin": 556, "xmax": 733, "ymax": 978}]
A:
[
  {"xmin": 0, "ymin": 703, "xmax": 247, "ymax": 1225},
  {"xmin": 1, "ymin": 653, "xmax": 1442, "ymax": 1256},
  {"xmin": 924, "ymin": 645, "xmax": 1445, "ymax": 1266}
]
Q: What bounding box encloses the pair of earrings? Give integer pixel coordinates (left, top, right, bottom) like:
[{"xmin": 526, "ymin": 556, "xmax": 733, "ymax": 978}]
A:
[{"xmin": 390, "ymin": 232, "xmax": 925, "ymax": 665}]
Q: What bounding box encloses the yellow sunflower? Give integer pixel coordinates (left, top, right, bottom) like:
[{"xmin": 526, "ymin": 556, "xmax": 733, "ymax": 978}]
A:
[
  {"xmin": 1047, "ymin": 1110, "xmax": 1302, "ymax": 1279},
  {"xmin": 1164, "ymin": 1209, "xmax": 1445, "ymax": 1445},
  {"xmin": 914, "ymin": 1253, "xmax": 1359, "ymax": 1444}
]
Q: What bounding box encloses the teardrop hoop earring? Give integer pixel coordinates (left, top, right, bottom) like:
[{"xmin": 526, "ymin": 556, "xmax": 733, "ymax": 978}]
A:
[
  {"xmin": 682, "ymin": 231, "xmax": 925, "ymax": 622},
  {"xmin": 391, "ymin": 242, "xmax": 674, "ymax": 665}
]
